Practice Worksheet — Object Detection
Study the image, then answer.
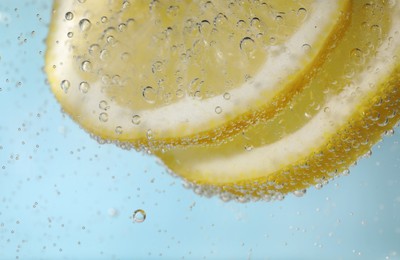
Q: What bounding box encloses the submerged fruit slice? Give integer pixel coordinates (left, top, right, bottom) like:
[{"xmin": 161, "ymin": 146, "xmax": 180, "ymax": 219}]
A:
[
  {"xmin": 157, "ymin": 0, "xmax": 400, "ymax": 201},
  {"xmin": 45, "ymin": 0, "xmax": 350, "ymax": 149}
]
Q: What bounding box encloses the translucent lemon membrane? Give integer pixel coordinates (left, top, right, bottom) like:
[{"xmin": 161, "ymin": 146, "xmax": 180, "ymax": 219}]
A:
[
  {"xmin": 157, "ymin": 0, "xmax": 400, "ymax": 201},
  {"xmin": 45, "ymin": 0, "xmax": 350, "ymax": 149}
]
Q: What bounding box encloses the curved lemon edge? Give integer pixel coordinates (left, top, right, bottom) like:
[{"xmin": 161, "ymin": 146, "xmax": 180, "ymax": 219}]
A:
[
  {"xmin": 157, "ymin": 72, "xmax": 400, "ymax": 200},
  {"xmin": 45, "ymin": 0, "xmax": 351, "ymax": 151}
]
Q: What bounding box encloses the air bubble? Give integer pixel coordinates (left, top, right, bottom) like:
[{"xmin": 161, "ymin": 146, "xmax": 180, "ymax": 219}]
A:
[
  {"xmin": 131, "ymin": 115, "xmax": 141, "ymax": 125},
  {"xmin": 214, "ymin": 13, "xmax": 228, "ymax": 27},
  {"xmin": 67, "ymin": 32, "xmax": 74, "ymax": 38},
  {"xmin": 121, "ymin": 52, "xmax": 130, "ymax": 61},
  {"xmin": 106, "ymin": 36, "xmax": 115, "ymax": 44},
  {"xmin": 167, "ymin": 5, "xmax": 179, "ymax": 16},
  {"xmin": 99, "ymin": 112, "xmax": 108, "ymax": 122},
  {"xmin": 302, "ymin": 44, "xmax": 311, "ymax": 53},
  {"xmin": 132, "ymin": 209, "xmax": 146, "ymax": 223},
  {"xmin": 384, "ymin": 129, "xmax": 395, "ymax": 136},
  {"xmin": 236, "ymin": 19, "xmax": 246, "ymax": 28},
  {"xmin": 275, "ymin": 15, "xmax": 284, "ymax": 23},
  {"xmin": 240, "ymin": 37, "xmax": 255, "ymax": 57},
  {"xmin": 88, "ymin": 44, "xmax": 100, "ymax": 55},
  {"xmin": 79, "ymin": 19, "xmax": 92, "ymax": 31},
  {"xmin": 297, "ymin": 8, "xmax": 307, "ymax": 19},
  {"xmin": 350, "ymin": 48, "xmax": 364, "ymax": 64},
  {"xmin": 244, "ymin": 145, "xmax": 253, "ymax": 151},
  {"xmin": 142, "ymin": 86, "xmax": 157, "ymax": 104},
  {"xmin": 101, "ymin": 16, "xmax": 108, "ymax": 23},
  {"xmin": 293, "ymin": 189, "xmax": 307, "ymax": 197},
  {"xmin": 79, "ymin": 82, "xmax": 90, "ymax": 93},
  {"xmin": 60, "ymin": 80, "xmax": 70, "ymax": 93},
  {"xmin": 65, "ymin": 12, "xmax": 74, "ymax": 21},
  {"xmin": 115, "ymin": 126, "xmax": 123, "ymax": 134},
  {"xmin": 250, "ymin": 17, "xmax": 261, "ymax": 28},
  {"xmin": 223, "ymin": 92, "xmax": 231, "ymax": 100},
  {"xmin": 100, "ymin": 49, "xmax": 109, "ymax": 60},
  {"xmin": 81, "ymin": 60, "xmax": 92, "ymax": 72},
  {"xmin": 370, "ymin": 24, "xmax": 381, "ymax": 34},
  {"xmin": 99, "ymin": 100, "xmax": 109, "ymax": 110},
  {"xmin": 122, "ymin": 0, "xmax": 131, "ymax": 9},
  {"xmin": 152, "ymin": 61, "xmax": 163, "ymax": 73},
  {"xmin": 146, "ymin": 129, "xmax": 153, "ymax": 140},
  {"xmin": 342, "ymin": 169, "xmax": 350, "ymax": 176},
  {"xmin": 118, "ymin": 23, "xmax": 127, "ymax": 32},
  {"xmin": 175, "ymin": 89, "xmax": 184, "ymax": 98},
  {"xmin": 215, "ymin": 106, "xmax": 222, "ymax": 114}
]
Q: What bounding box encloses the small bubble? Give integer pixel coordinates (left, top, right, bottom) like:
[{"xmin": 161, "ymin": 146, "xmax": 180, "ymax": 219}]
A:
[
  {"xmin": 88, "ymin": 44, "xmax": 100, "ymax": 55},
  {"xmin": 121, "ymin": 52, "xmax": 131, "ymax": 61},
  {"xmin": 65, "ymin": 12, "xmax": 74, "ymax": 21},
  {"xmin": 99, "ymin": 113, "xmax": 108, "ymax": 122},
  {"xmin": 215, "ymin": 106, "xmax": 222, "ymax": 114},
  {"xmin": 101, "ymin": 16, "xmax": 108, "ymax": 23},
  {"xmin": 122, "ymin": 0, "xmax": 130, "ymax": 9},
  {"xmin": 176, "ymin": 89, "xmax": 184, "ymax": 98},
  {"xmin": 167, "ymin": 5, "xmax": 179, "ymax": 16},
  {"xmin": 244, "ymin": 145, "xmax": 253, "ymax": 151},
  {"xmin": 302, "ymin": 44, "xmax": 311, "ymax": 53},
  {"xmin": 132, "ymin": 209, "xmax": 146, "ymax": 223},
  {"xmin": 118, "ymin": 23, "xmax": 127, "ymax": 32},
  {"xmin": 79, "ymin": 19, "xmax": 92, "ymax": 31},
  {"xmin": 250, "ymin": 17, "xmax": 261, "ymax": 28},
  {"xmin": 131, "ymin": 115, "xmax": 141, "ymax": 125},
  {"xmin": 297, "ymin": 8, "xmax": 307, "ymax": 18},
  {"xmin": 370, "ymin": 24, "xmax": 381, "ymax": 34},
  {"xmin": 99, "ymin": 100, "xmax": 109, "ymax": 110},
  {"xmin": 236, "ymin": 19, "xmax": 246, "ymax": 28},
  {"xmin": 385, "ymin": 129, "xmax": 395, "ymax": 136},
  {"xmin": 213, "ymin": 13, "xmax": 228, "ymax": 27},
  {"xmin": 324, "ymin": 107, "xmax": 330, "ymax": 113},
  {"xmin": 293, "ymin": 189, "xmax": 307, "ymax": 197},
  {"xmin": 275, "ymin": 15, "xmax": 284, "ymax": 23},
  {"xmin": 67, "ymin": 32, "xmax": 74, "ymax": 38},
  {"xmin": 152, "ymin": 61, "xmax": 163, "ymax": 73},
  {"xmin": 60, "ymin": 80, "xmax": 70, "ymax": 93},
  {"xmin": 350, "ymin": 48, "xmax": 364, "ymax": 64},
  {"xmin": 115, "ymin": 126, "xmax": 123, "ymax": 134},
  {"xmin": 79, "ymin": 82, "xmax": 90, "ymax": 93},
  {"xmin": 106, "ymin": 36, "xmax": 115, "ymax": 44},
  {"xmin": 240, "ymin": 37, "xmax": 255, "ymax": 57},
  {"xmin": 223, "ymin": 92, "xmax": 231, "ymax": 100},
  {"xmin": 108, "ymin": 208, "xmax": 118, "ymax": 217},
  {"xmin": 81, "ymin": 60, "xmax": 92, "ymax": 72},
  {"xmin": 146, "ymin": 129, "xmax": 153, "ymax": 140},
  {"xmin": 142, "ymin": 86, "xmax": 157, "ymax": 104}
]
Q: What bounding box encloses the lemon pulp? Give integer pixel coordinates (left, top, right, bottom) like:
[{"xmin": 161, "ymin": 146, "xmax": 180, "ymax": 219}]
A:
[
  {"xmin": 45, "ymin": 0, "xmax": 350, "ymax": 148},
  {"xmin": 45, "ymin": 0, "xmax": 400, "ymax": 201},
  {"xmin": 156, "ymin": 0, "xmax": 400, "ymax": 200}
]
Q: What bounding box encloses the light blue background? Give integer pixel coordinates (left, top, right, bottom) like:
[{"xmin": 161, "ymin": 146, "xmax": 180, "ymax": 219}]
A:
[{"xmin": 0, "ymin": 1, "xmax": 399, "ymax": 259}]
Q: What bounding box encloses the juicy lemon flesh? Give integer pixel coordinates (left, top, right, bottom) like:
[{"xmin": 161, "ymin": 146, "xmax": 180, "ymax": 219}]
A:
[
  {"xmin": 156, "ymin": 0, "xmax": 400, "ymax": 200},
  {"xmin": 46, "ymin": 0, "xmax": 350, "ymax": 148}
]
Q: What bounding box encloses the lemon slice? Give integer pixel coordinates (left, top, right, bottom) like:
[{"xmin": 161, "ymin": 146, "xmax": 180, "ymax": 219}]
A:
[
  {"xmin": 156, "ymin": 0, "xmax": 400, "ymax": 201},
  {"xmin": 45, "ymin": 0, "xmax": 350, "ymax": 149}
]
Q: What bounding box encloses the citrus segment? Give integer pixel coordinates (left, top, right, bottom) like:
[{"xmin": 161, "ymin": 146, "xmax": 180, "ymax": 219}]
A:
[
  {"xmin": 156, "ymin": 0, "xmax": 400, "ymax": 201},
  {"xmin": 45, "ymin": 0, "xmax": 350, "ymax": 149}
]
